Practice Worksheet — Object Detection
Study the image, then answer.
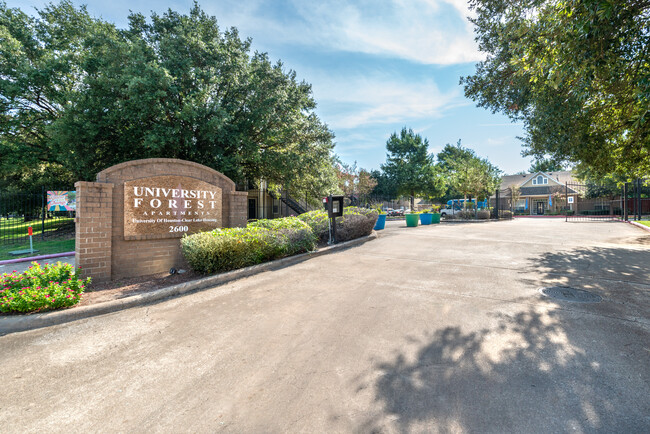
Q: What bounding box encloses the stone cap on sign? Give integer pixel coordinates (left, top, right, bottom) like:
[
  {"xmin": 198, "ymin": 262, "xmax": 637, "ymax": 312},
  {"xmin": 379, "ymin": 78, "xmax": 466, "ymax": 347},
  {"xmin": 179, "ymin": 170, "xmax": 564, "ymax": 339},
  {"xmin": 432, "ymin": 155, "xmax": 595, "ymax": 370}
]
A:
[{"xmin": 95, "ymin": 158, "xmax": 236, "ymax": 189}]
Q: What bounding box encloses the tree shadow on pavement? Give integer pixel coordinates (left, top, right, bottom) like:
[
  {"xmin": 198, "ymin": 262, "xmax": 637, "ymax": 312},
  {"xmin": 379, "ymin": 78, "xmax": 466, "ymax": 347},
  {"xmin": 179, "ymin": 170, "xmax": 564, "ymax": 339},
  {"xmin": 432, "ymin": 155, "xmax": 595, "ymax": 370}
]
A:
[
  {"xmin": 520, "ymin": 245, "xmax": 650, "ymax": 320},
  {"xmin": 524, "ymin": 245, "xmax": 650, "ymax": 286},
  {"xmin": 357, "ymin": 307, "xmax": 650, "ymax": 433}
]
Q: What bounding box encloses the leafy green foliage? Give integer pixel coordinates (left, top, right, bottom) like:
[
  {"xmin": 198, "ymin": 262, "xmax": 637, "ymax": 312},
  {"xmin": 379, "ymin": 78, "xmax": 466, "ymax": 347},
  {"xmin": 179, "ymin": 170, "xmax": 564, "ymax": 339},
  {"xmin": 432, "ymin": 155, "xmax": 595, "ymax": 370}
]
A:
[
  {"xmin": 462, "ymin": 0, "xmax": 650, "ymax": 179},
  {"xmin": 0, "ymin": 2, "xmax": 336, "ymax": 197},
  {"xmin": 436, "ymin": 141, "xmax": 501, "ymax": 203},
  {"xmin": 369, "ymin": 169, "xmax": 399, "ymax": 198},
  {"xmin": 0, "ymin": 261, "xmax": 89, "ymax": 313},
  {"xmin": 180, "ymin": 217, "xmax": 316, "ymax": 274},
  {"xmin": 529, "ymin": 159, "xmax": 566, "ymax": 173},
  {"xmin": 381, "ymin": 128, "xmax": 445, "ymax": 208},
  {"xmin": 334, "ymin": 158, "xmax": 377, "ymax": 200}
]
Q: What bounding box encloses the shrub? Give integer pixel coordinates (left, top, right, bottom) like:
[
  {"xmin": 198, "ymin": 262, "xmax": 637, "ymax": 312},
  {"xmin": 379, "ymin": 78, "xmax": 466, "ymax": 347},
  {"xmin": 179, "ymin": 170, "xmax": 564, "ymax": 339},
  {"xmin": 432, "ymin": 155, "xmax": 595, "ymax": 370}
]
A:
[
  {"xmin": 181, "ymin": 218, "xmax": 316, "ymax": 274},
  {"xmin": 458, "ymin": 209, "xmax": 475, "ymax": 219},
  {"xmin": 298, "ymin": 207, "xmax": 378, "ymax": 244},
  {"xmin": 297, "ymin": 210, "xmax": 330, "ymax": 243},
  {"xmin": 337, "ymin": 207, "xmax": 378, "ymax": 242},
  {"xmin": 500, "ymin": 210, "xmax": 513, "ymax": 219},
  {"xmin": 477, "ymin": 210, "xmax": 490, "ymax": 219},
  {"xmin": 0, "ymin": 262, "xmax": 89, "ymax": 313}
]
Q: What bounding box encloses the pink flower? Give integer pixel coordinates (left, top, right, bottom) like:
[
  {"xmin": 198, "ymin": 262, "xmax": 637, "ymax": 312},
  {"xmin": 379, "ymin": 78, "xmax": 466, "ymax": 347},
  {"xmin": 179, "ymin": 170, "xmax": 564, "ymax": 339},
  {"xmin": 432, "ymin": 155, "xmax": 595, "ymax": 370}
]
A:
[{"xmin": 45, "ymin": 295, "xmax": 49, "ymax": 298}]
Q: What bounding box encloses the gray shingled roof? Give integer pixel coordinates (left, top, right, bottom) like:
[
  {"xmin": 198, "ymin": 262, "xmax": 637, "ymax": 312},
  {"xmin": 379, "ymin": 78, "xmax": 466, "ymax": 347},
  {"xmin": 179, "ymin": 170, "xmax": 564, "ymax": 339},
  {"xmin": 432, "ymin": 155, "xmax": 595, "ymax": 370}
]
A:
[
  {"xmin": 494, "ymin": 171, "xmax": 579, "ymax": 197},
  {"xmin": 500, "ymin": 170, "xmax": 576, "ymax": 189},
  {"xmin": 520, "ymin": 186, "xmax": 577, "ymax": 196}
]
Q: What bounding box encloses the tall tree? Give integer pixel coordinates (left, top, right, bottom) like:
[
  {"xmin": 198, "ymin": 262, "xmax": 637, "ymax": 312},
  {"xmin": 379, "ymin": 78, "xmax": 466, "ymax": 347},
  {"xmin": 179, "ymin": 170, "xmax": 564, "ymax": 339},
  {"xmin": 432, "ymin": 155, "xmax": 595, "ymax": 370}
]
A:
[
  {"xmin": 529, "ymin": 159, "xmax": 565, "ymax": 173},
  {"xmin": 381, "ymin": 128, "xmax": 442, "ymax": 209},
  {"xmin": 334, "ymin": 159, "xmax": 377, "ymax": 203},
  {"xmin": 462, "ymin": 0, "xmax": 650, "ymax": 179},
  {"xmin": 435, "ymin": 140, "xmax": 476, "ymax": 201},
  {"xmin": 369, "ymin": 169, "xmax": 399, "ymax": 198},
  {"xmin": 0, "ymin": 1, "xmax": 337, "ymax": 198},
  {"xmin": 436, "ymin": 140, "xmax": 501, "ymax": 205},
  {"xmin": 448, "ymin": 154, "xmax": 502, "ymax": 207}
]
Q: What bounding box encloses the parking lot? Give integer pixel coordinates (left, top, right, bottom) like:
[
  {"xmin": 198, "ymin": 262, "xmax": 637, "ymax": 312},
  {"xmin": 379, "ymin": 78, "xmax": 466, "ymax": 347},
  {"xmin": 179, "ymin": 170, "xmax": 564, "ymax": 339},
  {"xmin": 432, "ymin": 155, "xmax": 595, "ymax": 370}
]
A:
[{"xmin": 1, "ymin": 218, "xmax": 649, "ymax": 432}]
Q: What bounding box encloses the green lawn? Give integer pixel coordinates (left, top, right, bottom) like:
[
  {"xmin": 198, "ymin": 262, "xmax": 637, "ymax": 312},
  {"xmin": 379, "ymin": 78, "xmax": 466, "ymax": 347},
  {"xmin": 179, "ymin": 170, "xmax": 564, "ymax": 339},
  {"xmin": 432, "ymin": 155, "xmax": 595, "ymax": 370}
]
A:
[
  {"xmin": 0, "ymin": 217, "xmax": 74, "ymax": 242},
  {"xmin": 637, "ymin": 221, "xmax": 650, "ymax": 228},
  {"xmin": 0, "ymin": 238, "xmax": 75, "ymax": 261}
]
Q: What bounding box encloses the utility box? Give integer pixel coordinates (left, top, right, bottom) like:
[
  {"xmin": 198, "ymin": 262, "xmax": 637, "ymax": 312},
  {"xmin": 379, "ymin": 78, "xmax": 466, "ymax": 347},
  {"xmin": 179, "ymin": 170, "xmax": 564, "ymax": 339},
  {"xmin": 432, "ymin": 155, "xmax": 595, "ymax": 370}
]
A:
[{"xmin": 323, "ymin": 195, "xmax": 344, "ymax": 218}]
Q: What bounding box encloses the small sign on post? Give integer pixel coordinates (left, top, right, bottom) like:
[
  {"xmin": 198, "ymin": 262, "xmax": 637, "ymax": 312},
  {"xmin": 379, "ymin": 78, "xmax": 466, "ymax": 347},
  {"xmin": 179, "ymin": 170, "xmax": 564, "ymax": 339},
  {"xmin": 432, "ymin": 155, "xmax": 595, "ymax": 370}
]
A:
[
  {"xmin": 28, "ymin": 226, "xmax": 34, "ymax": 254},
  {"xmin": 323, "ymin": 195, "xmax": 344, "ymax": 244}
]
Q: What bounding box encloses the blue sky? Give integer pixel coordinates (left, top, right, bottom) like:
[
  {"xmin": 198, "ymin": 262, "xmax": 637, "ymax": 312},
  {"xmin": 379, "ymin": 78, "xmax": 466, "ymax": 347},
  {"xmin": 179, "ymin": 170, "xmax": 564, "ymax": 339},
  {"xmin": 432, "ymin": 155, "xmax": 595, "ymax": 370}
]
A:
[{"xmin": 9, "ymin": 0, "xmax": 532, "ymax": 174}]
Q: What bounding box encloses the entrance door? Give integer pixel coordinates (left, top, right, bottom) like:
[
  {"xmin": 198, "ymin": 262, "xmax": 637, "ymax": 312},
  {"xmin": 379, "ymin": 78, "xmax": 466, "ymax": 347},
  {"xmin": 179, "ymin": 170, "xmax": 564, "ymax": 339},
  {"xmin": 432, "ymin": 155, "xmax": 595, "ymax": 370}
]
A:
[
  {"xmin": 536, "ymin": 201, "xmax": 545, "ymax": 215},
  {"xmin": 248, "ymin": 198, "xmax": 257, "ymax": 220}
]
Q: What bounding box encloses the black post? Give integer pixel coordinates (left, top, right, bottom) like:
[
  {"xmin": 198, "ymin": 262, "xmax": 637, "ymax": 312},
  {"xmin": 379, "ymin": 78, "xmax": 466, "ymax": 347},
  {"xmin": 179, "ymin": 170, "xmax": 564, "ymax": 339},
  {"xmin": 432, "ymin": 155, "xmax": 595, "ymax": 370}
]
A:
[
  {"xmin": 329, "ymin": 194, "xmax": 336, "ymax": 244},
  {"xmin": 494, "ymin": 188, "xmax": 500, "ymax": 219},
  {"xmin": 637, "ymin": 178, "xmax": 642, "ymax": 221},
  {"xmin": 622, "ymin": 183, "xmax": 628, "ymax": 221},
  {"xmin": 565, "ymin": 182, "xmax": 568, "ymax": 222},
  {"xmin": 41, "ymin": 187, "xmax": 46, "ymax": 241}
]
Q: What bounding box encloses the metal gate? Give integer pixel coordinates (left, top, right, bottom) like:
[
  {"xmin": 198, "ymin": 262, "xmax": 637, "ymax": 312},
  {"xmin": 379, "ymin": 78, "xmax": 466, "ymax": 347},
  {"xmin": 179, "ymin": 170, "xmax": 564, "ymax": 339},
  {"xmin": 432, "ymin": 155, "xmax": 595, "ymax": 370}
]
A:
[
  {"xmin": 491, "ymin": 188, "xmax": 513, "ymax": 219},
  {"xmin": 0, "ymin": 190, "xmax": 75, "ymax": 246},
  {"xmin": 565, "ymin": 182, "xmax": 622, "ymax": 221},
  {"xmin": 623, "ymin": 179, "xmax": 650, "ymax": 221}
]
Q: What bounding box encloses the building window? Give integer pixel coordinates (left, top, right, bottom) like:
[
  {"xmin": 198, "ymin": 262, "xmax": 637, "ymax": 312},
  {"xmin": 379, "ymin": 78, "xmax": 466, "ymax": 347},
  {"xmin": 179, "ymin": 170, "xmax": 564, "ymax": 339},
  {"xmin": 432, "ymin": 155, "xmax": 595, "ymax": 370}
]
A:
[{"xmin": 532, "ymin": 175, "xmax": 547, "ymax": 185}]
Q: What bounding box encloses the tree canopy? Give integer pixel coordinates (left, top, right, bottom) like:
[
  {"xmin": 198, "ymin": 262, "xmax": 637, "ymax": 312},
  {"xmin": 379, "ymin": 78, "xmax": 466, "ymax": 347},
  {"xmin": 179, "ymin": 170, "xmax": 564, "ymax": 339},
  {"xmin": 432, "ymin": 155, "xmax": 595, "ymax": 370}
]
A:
[
  {"xmin": 529, "ymin": 159, "xmax": 566, "ymax": 173},
  {"xmin": 0, "ymin": 1, "xmax": 337, "ymax": 195},
  {"xmin": 334, "ymin": 159, "xmax": 377, "ymax": 201},
  {"xmin": 438, "ymin": 142, "xmax": 502, "ymax": 204},
  {"xmin": 380, "ymin": 128, "xmax": 444, "ymax": 208},
  {"xmin": 462, "ymin": 0, "xmax": 650, "ymax": 179},
  {"xmin": 435, "ymin": 141, "xmax": 501, "ymax": 203}
]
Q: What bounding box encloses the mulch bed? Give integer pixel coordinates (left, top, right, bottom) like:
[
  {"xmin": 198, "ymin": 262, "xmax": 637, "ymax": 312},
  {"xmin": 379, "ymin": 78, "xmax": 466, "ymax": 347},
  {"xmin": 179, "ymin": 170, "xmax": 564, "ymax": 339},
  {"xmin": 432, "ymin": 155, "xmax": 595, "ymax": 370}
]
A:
[{"xmin": 77, "ymin": 270, "xmax": 202, "ymax": 306}]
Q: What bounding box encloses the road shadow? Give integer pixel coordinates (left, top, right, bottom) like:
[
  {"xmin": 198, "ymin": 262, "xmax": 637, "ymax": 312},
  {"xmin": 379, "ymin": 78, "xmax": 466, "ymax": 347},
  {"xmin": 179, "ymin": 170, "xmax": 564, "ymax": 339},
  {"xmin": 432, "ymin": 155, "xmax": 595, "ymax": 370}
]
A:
[
  {"xmin": 356, "ymin": 307, "xmax": 650, "ymax": 433},
  {"xmin": 518, "ymin": 245, "xmax": 650, "ymax": 321}
]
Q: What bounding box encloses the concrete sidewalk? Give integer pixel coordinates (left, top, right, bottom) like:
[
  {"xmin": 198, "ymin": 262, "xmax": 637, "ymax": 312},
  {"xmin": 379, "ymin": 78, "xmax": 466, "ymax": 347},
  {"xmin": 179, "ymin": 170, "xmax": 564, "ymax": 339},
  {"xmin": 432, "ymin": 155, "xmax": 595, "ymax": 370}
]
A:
[
  {"xmin": 0, "ymin": 254, "xmax": 75, "ymax": 275},
  {"xmin": 0, "ymin": 219, "xmax": 648, "ymax": 433}
]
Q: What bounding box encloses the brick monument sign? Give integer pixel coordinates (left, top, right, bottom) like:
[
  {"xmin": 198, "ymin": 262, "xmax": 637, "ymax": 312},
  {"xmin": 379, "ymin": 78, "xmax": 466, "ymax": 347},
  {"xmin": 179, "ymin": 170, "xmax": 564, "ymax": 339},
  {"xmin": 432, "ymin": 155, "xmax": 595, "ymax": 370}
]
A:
[{"xmin": 75, "ymin": 158, "xmax": 248, "ymax": 282}]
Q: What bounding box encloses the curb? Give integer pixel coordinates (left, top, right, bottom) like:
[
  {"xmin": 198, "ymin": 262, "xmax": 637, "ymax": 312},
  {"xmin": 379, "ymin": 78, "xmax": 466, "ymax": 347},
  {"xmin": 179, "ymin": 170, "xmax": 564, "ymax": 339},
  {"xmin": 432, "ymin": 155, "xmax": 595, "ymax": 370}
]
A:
[
  {"xmin": 0, "ymin": 233, "xmax": 377, "ymax": 335},
  {"xmin": 626, "ymin": 220, "xmax": 650, "ymax": 233},
  {"xmin": 0, "ymin": 252, "xmax": 75, "ymax": 266}
]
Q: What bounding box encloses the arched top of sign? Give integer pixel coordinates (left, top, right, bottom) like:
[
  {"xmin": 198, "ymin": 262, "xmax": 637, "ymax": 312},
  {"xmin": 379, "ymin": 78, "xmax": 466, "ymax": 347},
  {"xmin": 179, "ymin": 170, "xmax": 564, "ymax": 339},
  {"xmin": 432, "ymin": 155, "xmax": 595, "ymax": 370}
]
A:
[{"xmin": 96, "ymin": 158, "xmax": 235, "ymax": 189}]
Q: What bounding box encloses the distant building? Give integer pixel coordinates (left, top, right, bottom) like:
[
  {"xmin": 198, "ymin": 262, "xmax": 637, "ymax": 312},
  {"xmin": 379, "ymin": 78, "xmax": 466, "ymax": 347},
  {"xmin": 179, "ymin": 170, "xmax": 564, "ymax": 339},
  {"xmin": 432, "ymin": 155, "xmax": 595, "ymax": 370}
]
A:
[{"xmin": 495, "ymin": 171, "xmax": 579, "ymax": 215}]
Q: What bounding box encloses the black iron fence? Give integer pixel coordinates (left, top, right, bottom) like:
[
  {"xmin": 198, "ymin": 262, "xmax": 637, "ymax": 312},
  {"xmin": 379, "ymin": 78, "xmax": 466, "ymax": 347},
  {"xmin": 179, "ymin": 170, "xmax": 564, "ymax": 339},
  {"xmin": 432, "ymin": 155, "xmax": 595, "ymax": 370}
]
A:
[
  {"xmin": 491, "ymin": 188, "xmax": 514, "ymax": 219},
  {"xmin": 0, "ymin": 190, "xmax": 75, "ymax": 246},
  {"xmin": 623, "ymin": 179, "xmax": 650, "ymax": 221},
  {"xmin": 564, "ymin": 182, "xmax": 621, "ymax": 221},
  {"xmin": 565, "ymin": 179, "xmax": 649, "ymax": 222}
]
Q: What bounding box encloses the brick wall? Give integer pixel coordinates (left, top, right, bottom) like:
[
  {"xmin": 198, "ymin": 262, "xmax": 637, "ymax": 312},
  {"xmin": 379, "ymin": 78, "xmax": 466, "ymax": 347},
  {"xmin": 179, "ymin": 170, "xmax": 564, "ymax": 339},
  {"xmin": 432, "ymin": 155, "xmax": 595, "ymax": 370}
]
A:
[
  {"xmin": 229, "ymin": 191, "xmax": 248, "ymax": 228},
  {"xmin": 75, "ymin": 181, "xmax": 113, "ymax": 282},
  {"xmin": 76, "ymin": 159, "xmax": 247, "ymax": 281}
]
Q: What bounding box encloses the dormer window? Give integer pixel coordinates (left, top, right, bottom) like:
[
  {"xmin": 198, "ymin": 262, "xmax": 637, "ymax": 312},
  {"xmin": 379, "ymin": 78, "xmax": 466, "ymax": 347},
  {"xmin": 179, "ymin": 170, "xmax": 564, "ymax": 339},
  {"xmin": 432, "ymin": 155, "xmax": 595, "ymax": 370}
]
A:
[{"xmin": 532, "ymin": 175, "xmax": 548, "ymax": 185}]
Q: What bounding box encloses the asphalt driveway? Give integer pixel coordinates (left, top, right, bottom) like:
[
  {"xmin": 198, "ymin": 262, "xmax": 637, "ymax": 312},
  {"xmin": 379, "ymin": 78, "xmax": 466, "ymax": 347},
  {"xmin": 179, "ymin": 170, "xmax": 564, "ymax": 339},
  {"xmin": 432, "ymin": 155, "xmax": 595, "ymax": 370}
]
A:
[{"xmin": 1, "ymin": 218, "xmax": 649, "ymax": 433}]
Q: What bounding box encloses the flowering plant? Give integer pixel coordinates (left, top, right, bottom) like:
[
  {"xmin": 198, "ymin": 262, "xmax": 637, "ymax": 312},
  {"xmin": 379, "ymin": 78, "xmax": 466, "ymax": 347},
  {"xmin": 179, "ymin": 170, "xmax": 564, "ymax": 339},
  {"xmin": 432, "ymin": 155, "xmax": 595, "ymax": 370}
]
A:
[{"xmin": 0, "ymin": 262, "xmax": 90, "ymax": 313}]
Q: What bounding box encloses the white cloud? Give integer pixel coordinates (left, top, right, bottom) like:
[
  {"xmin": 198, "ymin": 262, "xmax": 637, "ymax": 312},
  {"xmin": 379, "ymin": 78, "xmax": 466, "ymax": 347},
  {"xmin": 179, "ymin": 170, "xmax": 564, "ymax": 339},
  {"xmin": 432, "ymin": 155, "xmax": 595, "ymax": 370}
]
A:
[
  {"xmin": 204, "ymin": 0, "xmax": 482, "ymax": 65},
  {"xmin": 310, "ymin": 72, "xmax": 465, "ymax": 129}
]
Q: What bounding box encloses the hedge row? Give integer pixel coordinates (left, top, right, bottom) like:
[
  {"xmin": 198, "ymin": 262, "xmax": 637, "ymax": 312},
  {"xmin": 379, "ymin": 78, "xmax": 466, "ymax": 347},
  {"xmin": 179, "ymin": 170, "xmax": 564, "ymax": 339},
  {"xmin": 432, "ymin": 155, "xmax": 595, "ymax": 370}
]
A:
[
  {"xmin": 181, "ymin": 207, "xmax": 378, "ymax": 274},
  {"xmin": 180, "ymin": 218, "xmax": 316, "ymax": 274}
]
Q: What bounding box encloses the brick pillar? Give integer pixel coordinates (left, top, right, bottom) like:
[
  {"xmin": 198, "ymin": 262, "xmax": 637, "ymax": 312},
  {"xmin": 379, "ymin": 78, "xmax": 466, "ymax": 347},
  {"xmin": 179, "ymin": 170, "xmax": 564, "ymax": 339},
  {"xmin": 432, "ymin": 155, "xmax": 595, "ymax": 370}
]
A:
[
  {"xmin": 75, "ymin": 181, "xmax": 114, "ymax": 282},
  {"xmin": 229, "ymin": 191, "xmax": 248, "ymax": 227}
]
